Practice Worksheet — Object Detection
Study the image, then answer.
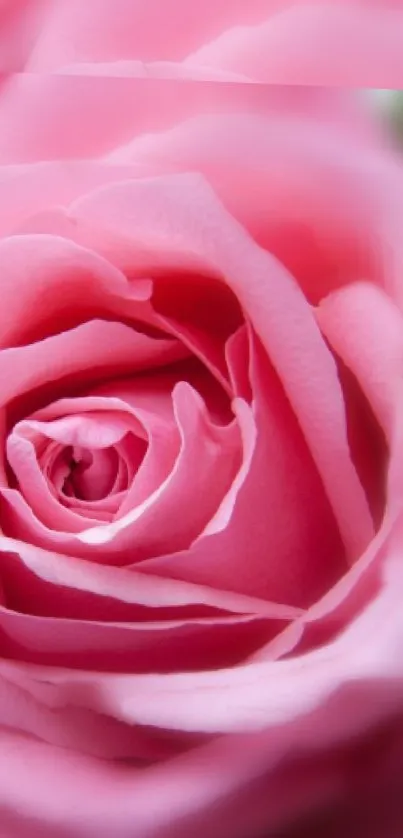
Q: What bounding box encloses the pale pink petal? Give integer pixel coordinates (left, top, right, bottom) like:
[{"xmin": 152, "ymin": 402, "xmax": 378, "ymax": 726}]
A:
[
  {"xmin": 317, "ymin": 282, "xmax": 403, "ymax": 440},
  {"xmin": 23, "ymin": 412, "xmax": 131, "ymax": 449},
  {"xmin": 13, "ymin": 413, "xmax": 138, "ymax": 508}
]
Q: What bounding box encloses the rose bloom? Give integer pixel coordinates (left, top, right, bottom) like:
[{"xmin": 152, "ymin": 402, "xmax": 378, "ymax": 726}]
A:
[{"xmin": 0, "ymin": 3, "xmax": 403, "ymax": 838}]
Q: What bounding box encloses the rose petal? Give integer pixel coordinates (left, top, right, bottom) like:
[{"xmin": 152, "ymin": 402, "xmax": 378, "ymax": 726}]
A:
[
  {"xmin": 317, "ymin": 282, "xmax": 403, "ymax": 440},
  {"xmin": 0, "ymin": 234, "xmax": 157, "ymax": 349},
  {"xmin": 0, "ymin": 726, "xmax": 343, "ymax": 838},
  {"xmin": 0, "ymin": 605, "xmax": 283, "ymax": 674},
  {"xmin": 110, "ymin": 111, "xmax": 393, "ymax": 305},
  {"xmin": 25, "ymin": 0, "xmax": 270, "ymax": 71},
  {"xmin": 35, "ymin": 388, "xmax": 180, "ymax": 516},
  {"xmin": 0, "ymin": 535, "xmax": 299, "ymax": 620},
  {"xmin": 0, "ymin": 671, "xmax": 176, "ymax": 762},
  {"xmin": 0, "ymin": 72, "xmax": 380, "ymax": 165},
  {"xmin": 9, "ymin": 561, "xmax": 403, "ymax": 737},
  {"xmin": 6, "ymin": 432, "xmax": 103, "ymax": 533},
  {"xmin": 145, "ymin": 332, "xmax": 345, "ymax": 607},
  {"xmin": 184, "ymin": 4, "xmax": 403, "ymax": 87},
  {"xmin": 55, "ymin": 59, "xmax": 249, "ymax": 82},
  {"xmin": 0, "ymin": 318, "xmax": 183, "ymax": 410}
]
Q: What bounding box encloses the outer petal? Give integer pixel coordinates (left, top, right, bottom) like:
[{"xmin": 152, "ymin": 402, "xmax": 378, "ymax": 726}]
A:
[
  {"xmin": 1, "ymin": 520, "xmax": 403, "ymax": 834},
  {"xmin": 5, "ymin": 0, "xmax": 403, "ymax": 88}
]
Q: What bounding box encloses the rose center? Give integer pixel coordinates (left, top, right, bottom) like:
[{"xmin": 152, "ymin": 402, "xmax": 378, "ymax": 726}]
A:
[{"xmin": 61, "ymin": 445, "xmax": 121, "ymax": 502}]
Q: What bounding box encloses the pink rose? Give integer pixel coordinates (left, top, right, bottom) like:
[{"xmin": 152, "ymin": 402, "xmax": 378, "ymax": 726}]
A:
[{"xmin": 0, "ymin": 4, "xmax": 403, "ymax": 838}]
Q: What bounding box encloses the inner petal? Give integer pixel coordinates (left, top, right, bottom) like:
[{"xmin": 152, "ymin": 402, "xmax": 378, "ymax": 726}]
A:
[{"xmin": 64, "ymin": 446, "xmax": 119, "ymax": 502}]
